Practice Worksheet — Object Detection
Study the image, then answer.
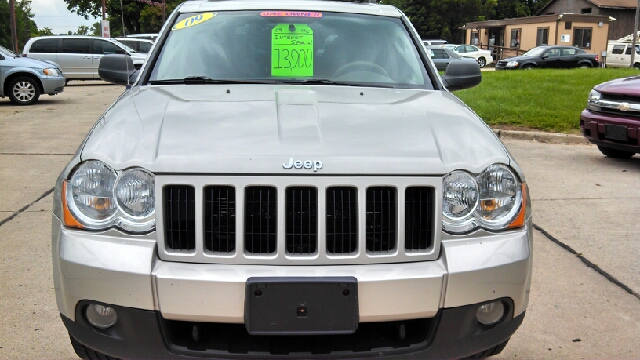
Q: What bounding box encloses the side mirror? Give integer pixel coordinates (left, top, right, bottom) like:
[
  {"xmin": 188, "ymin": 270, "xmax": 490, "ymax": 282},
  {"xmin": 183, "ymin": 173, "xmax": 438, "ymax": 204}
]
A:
[
  {"xmin": 0, "ymin": 54, "xmax": 4, "ymax": 60},
  {"xmin": 541, "ymin": 54, "xmax": 548, "ymax": 59},
  {"xmin": 442, "ymin": 58, "xmax": 481, "ymax": 91},
  {"xmin": 115, "ymin": 48, "xmax": 126, "ymax": 55},
  {"xmin": 99, "ymin": 54, "xmax": 135, "ymax": 85}
]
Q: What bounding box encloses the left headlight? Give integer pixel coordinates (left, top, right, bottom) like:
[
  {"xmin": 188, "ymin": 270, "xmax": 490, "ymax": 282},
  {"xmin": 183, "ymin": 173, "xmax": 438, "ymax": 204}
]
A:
[
  {"xmin": 43, "ymin": 68, "xmax": 60, "ymax": 76},
  {"xmin": 506, "ymin": 61, "xmax": 518, "ymax": 68},
  {"xmin": 443, "ymin": 164, "xmax": 525, "ymax": 234},
  {"xmin": 63, "ymin": 160, "xmax": 155, "ymax": 233}
]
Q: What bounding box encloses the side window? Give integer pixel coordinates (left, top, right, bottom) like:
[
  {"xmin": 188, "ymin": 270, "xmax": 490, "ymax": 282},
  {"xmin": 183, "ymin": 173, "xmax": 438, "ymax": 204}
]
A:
[
  {"xmin": 431, "ymin": 49, "xmax": 446, "ymax": 59},
  {"xmin": 139, "ymin": 42, "xmax": 152, "ymax": 52},
  {"xmin": 624, "ymin": 45, "xmax": 639, "ymax": 55},
  {"xmin": 560, "ymin": 48, "xmax": 576, "ymax": 56},
  {"xmin": 546, "ymin": 48, "xmax": 560, "ymax": 57},
  {"xmin": 30, "ymin": 39, "xmax": 59, "ymax": 53},
  {"xmin": 612, "ymin": 45, "xmax": 625, "ymax": 54},
  {"xmin": 93, "ymin": 40, "xmax": 119, "ymax": 55},
  {"xmin": 62, "ymin": 38, "xmax": 91, "ymax": 54},
  {"xmin": 466, "ymin": 45, "xmax": 477, "ymax": 53},
  {"xmin": 455, "ymin": 45, "xmax": 465, "ymax": 53}
]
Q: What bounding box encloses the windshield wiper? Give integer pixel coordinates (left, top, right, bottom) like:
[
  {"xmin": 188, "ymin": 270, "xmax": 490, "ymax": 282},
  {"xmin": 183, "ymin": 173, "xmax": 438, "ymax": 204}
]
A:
[
  {"xmin": 149, "ymin": 76, "xmax": 277, "ymax": 85},
  {"xmin": 277, "ymin": 78, "xmax": 396, "ymax": 88}
]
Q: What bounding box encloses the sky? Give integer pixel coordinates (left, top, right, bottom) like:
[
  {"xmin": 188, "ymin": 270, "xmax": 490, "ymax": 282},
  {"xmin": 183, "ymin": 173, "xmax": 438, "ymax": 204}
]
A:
[{"xmin": 31, "ymin": 0, "xmax": 100, "ymax": 34}]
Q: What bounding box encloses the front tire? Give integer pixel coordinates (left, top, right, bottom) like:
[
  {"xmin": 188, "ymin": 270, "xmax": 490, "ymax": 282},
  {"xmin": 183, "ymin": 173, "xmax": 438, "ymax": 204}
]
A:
[
  {"xmin": 598, "ymin": 146, "xmax": 635, "ymax": 158},
  {"xmin": 521, "ymin": 64, "xmax": 534, "ymax": 70},
  {"xmin": 8, "ymin": 76, "xmax": 41, "ymax": 105},
  {"xmin": 478, "ymin": 57, "xmax": 486, "ymax": 68}
]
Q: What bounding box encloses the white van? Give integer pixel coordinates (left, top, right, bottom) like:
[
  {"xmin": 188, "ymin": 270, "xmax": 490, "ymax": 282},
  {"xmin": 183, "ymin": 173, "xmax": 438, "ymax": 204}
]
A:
[
  {"xmin": 23, "ymin": 36, "xmax": 147, "ymax": 81},
  {"xmin": 605, "ymin": 41, "xmax": 640, "ymax": 68}
]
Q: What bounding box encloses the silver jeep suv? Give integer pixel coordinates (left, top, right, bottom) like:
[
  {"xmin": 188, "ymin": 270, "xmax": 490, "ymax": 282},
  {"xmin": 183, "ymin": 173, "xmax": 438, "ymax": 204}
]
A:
[{"xmin": 52, "ymin": 1, "xmax": 532, "ymax": 359}]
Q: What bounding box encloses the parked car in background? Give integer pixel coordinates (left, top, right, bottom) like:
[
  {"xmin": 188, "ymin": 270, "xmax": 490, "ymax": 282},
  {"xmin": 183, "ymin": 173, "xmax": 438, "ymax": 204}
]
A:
[
  {"xmin": 445, "ymin": 44, "xmax": 494, "ymax": 68},
  {"xmin": 115, "ymin": 37, "xmax": 154, "ymax": 54},
  {"xmin": 0, "ymin": 44, "xmax": 65, "ymax": 105},
  {"xmin": 496, "ymin": 45, "xmax": 599, "ymax": 70},
  {"xmin": 425, "ymin": 46, "xmax": 463, "ymax": 71},
  {"xmin": 23, "ymin": 36, "xmax": 147, "ymax": 81},
  {"xmin": 422, "ymin": 39, "xmax": 448, "ymax": 46},
  {"xmin": 125, "ymin": 33, "xmax": 159, "ymax": 42},
  {"xmin": 605, "ymin": 41, "xmax": 640, "ymax": 68},
  {"xmin": 581, "ymin": 76, "xmax": 640, "ymax": 158}
]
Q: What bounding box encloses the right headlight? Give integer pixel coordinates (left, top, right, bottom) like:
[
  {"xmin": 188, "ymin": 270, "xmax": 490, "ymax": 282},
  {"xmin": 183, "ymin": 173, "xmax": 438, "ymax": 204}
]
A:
[
  {"xmin": 443, "ymin": 164, "xmax": 525, "ymax": 234},
  {"xmin": 63, "ymin": 160, "xmax": 155, "ymax": 233},
  {"xmin": 506, "ymin": 61, "xmax": 518, "ymax": 68},
  {"xmin": 587, "ymin": 89, "xmax": 601, "ymax": 111}
]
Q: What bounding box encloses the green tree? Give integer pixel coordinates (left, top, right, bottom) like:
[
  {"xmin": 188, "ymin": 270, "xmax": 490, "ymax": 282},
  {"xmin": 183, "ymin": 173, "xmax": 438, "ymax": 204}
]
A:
[
  {"xmin": 0, "ymin": 0, "xmax": 38, "ymax": 51},
  {"xmin": 35, "ymin": 27, "xmax": 54, "ymax": 36},
  {"xmin": 76, "ymin": 24, "xmax": 91, "ymax": 35},
  {"xmin": 63, "ymin": 0, "xmax": 181, "ymax": 35}
]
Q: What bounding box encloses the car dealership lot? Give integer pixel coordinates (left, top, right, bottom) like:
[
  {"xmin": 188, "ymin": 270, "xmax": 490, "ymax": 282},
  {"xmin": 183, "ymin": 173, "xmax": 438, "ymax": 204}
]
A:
[{"xmin": 1, "ymin": 83, "xmax": 639, "ymax": 359}]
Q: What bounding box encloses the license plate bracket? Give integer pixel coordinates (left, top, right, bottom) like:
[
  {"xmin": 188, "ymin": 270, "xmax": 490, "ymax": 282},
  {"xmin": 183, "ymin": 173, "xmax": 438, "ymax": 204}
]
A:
[
  {"xmin": 604, "ymin": 124, "xmax": 628, "ymax": 142},
  {"xmin": 245, "ymin": 277, "xmax": 358, "ymax": 335}
]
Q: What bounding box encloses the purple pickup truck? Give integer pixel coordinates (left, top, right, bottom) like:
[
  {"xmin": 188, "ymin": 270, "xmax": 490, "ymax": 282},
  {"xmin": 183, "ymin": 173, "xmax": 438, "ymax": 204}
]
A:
[{"xmin": 581, "ymin": 76, "xmax": 640, "ymax": 158}]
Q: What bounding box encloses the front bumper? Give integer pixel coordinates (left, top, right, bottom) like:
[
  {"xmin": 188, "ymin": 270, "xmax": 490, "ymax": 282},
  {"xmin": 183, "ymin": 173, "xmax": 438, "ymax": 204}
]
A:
[
  {"xmin": 52, "ymin": 215, "xmax": 532, "ymax": 358},
  {"xmin": 41, "ymin": 76, "xmax": 65, "ymax": 95},
  {"xmin": 581, "ymin": 109, "xmax": 640, "ymax": 153}
]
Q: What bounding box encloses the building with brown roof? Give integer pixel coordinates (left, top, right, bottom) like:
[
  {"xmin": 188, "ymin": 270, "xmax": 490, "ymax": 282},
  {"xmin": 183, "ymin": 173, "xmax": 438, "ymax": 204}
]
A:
[{"xmin": 537, "ymin": 0, "xmax": 637, "ymax": 40}]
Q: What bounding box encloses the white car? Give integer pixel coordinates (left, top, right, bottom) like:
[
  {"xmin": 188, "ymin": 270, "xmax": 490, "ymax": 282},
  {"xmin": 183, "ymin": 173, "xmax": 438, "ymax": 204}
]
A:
[{"xmin": 446, "ymin": 44, "xmax": 494, "ymax": 68}]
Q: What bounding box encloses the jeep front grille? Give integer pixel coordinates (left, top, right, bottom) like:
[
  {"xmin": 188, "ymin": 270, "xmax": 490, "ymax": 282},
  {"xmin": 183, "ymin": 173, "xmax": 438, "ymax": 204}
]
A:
[
  {"xmin": 405, "ymin": 187, "xmax": 434, "ymax": 250},
  {"xmin": 245, "ymin": 186, "xmax": 277, "ymax": 254},
  {"xmin": 204, "ymin": 186, "xmax": 236, "ymax": 253},
  {"xmin": 326, "ymin": 187, "xmax": 358, "ymax": 254},
  {"xmin": 366, "ymin": 187, "xmax": 396, "ymax": 252},
  {"xmin": 285, "ymin": 187, "xmax": 318, "ymax": 255},
  {"xmin": 164, "ymin": 185, "xmax": 196, "ymax": 251},
  {"xmin": 158, "ymin": 176, "xmax": 441, "ymax": 265}
]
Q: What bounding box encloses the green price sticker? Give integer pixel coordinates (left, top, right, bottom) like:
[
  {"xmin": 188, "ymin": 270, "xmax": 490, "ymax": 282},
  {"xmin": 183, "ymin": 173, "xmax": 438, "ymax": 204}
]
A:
[{"xmin": 271, "ymin": 24, "xmax": 313, "ymax": 77}]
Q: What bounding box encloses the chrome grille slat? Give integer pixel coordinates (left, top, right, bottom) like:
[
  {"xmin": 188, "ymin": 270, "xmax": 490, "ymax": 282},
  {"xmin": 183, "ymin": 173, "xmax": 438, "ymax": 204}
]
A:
[
  {"xmin": 286, "ymin": 187, "xmax": 317, "ymax": 255},
  {"xmin": 326, "ymin": 187, "xmax": 357, "ymax": 254},
  {"xmin": 164, "ymin": 185, "xmax": 196, "ymax": 251},
  {"xmin": 204, "ymin": 186, "xmax": 236, "ymax": 253},
  {"xmin": 157, "ymin": 176, "xmax": 441, "ymax": 265}
]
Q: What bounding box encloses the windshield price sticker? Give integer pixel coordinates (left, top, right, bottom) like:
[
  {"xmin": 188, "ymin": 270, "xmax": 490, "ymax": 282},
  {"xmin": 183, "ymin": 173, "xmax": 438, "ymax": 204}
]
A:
[
  {"xmin": 271, "ymin": 24, "xmax": 314, "ymax": 77},
  {"xmin": 261, "ymin": 11, "xmax": 322, "ymax": 18},
  {"xmin": 172, "ymin": 13, "xmax": 216, "ymax": 31}
]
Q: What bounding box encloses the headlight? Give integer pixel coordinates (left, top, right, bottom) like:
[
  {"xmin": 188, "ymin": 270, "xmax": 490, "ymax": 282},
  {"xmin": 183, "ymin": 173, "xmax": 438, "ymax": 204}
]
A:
[
  {"xmin": 506, "ymin": 61, "xmax": 518, "ymax": 68},
  {"xmin": 443, "ymin": 164, "xmax": 525, "ymax": 234},
  {"xmin": 64, "ymin": 160, "xmax": 155, "ymax": 233},
  {"xmin": 442, "ymin": 171, "xmax": 479, "ymax": 233},
  {"xmin": 475, "ymin": 164, "xmax": 522, "ymax": 230},
  {"xmin": 43, "ymin": 68, "xmax": 60, "ymax": 76},
  {"xmin": 115, "ymin": 168, "xmax": 155, "ymax": 232},
  {"xmin": 587, "ymin": 89, "xmax": 601, "ymax": 111}
]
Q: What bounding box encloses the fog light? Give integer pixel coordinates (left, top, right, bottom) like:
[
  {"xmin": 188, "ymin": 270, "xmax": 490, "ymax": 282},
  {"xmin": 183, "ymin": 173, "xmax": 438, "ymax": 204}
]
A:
[
  {"xmin": 85, "ymin": 304, "xmax": 117, "ymax": 329},
  {"xmin": 476, "ymin": 301, "xmax": 505, "ymax": 326}
]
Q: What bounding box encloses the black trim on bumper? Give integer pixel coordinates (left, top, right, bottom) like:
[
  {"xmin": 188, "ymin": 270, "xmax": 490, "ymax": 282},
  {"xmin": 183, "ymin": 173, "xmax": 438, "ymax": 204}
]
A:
[{"xmin": 63, "ymin": 300, "xmax": 524, "ymax": 359}]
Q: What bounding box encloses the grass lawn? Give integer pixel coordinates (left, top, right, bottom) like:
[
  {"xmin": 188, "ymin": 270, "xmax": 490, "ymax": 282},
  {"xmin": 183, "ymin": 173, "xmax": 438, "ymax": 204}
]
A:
[{"xmin": 455, "ymin": 68, "xmax": 640, "ymax": 133}]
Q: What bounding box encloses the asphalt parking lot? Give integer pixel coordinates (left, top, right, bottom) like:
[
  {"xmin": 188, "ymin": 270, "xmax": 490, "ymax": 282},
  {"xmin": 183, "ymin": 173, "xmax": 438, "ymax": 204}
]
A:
[{"xmin": 1, "ymin": 82, "xmax": 639, "ymax": 359}]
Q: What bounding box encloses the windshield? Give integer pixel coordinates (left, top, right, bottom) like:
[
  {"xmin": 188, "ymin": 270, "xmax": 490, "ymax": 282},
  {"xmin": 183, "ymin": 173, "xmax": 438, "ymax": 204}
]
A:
[
  {"xmin": 523, "ymin": 47, "xmax": 546, "ymax": 57},
  {"xmin": 0, "ymin": 44, "xmax": 16, "ymax": 57},
  {"xmin": 149, "ymin": 11, "xmax": 430, "ymax": 88}
]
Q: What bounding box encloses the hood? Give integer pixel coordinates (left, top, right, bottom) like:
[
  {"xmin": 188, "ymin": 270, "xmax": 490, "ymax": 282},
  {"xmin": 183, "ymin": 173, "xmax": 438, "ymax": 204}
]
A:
[
  {"xmin": 4, "ymin": 55, "xmax": 57, "ymax": 69},
  {"xmin": 80, "ymin": 85, "xmax": 510, "ymax": 175},
  {"xmin": 595, "ymin": 76, "xmax": 640, "ymax": 97},
  {"xmin": 500, "ymin": 55, "xmax": 536, "ymax": 63}
]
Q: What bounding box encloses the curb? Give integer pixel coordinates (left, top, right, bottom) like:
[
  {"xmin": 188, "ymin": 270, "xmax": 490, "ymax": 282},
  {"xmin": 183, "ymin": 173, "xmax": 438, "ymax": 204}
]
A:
[{"xmin": 492, "ymin": 129, "xmax": 591, "ymax": 145}]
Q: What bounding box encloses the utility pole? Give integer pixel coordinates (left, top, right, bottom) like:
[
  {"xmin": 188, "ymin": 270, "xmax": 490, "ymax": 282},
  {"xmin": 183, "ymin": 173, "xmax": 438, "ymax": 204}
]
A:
[
  {"xmin": 102, "ymin": 0, "xmax": 106, "ymax": 20},
  {"xmin": 9, "ymin": 0, "xmax": 18, "ymax": 53},
  {"xmin": 631, "ymin": 0, "xmax": 640, "ymax": 67},
  {"xmin": 162, "ymin": 0, "xmax": 166, "ymax": 24}
]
